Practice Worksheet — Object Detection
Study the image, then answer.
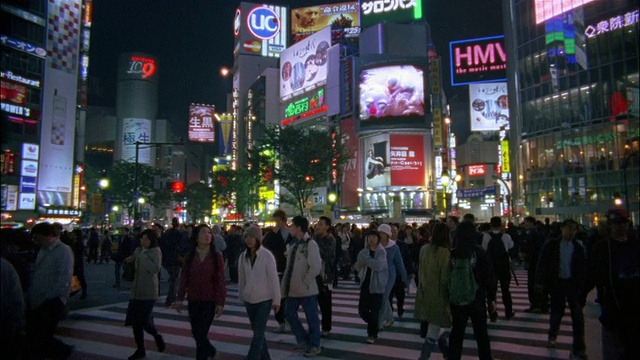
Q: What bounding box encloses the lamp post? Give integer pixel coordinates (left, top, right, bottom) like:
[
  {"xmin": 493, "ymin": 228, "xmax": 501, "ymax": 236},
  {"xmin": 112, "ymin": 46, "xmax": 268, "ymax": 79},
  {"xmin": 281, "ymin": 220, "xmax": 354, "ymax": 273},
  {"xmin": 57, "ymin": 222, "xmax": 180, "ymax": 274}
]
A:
[
  {"xmin": 441, "ymin": 171, "xmax": 450, "ymax": 220},
  {"xmin": 492, "ymin": 175, "xmax": 512, "ymax": 224},
  {"xmin": 98, "ymin": 178, "xmax": 109, "ymax": 228}
]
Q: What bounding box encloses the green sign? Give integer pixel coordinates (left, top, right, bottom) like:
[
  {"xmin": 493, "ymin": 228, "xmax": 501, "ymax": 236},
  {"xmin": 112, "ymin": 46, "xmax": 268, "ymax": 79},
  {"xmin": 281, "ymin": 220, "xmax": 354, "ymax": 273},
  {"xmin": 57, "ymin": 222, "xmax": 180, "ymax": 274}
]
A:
[{"xmin": 284, "ymin": 89, "xmax": 325, "ymax": 119}]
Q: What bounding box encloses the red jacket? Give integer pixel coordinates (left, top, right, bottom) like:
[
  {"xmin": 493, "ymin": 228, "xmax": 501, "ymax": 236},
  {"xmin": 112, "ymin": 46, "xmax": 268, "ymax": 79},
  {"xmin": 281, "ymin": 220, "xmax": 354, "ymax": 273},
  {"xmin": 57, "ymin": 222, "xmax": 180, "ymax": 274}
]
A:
[{"xmin": 177, "ymin": 251, "xmax": 226, "ymax": 306}]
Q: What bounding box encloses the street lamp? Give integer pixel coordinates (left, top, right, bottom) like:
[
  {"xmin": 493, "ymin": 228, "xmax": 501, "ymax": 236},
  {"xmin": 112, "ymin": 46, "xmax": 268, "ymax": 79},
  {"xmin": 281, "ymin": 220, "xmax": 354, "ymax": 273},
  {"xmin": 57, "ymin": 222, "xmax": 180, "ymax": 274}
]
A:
[
  {"xmin": 441, "ymin": 171, "xmax": 450, "ymax": 219},
  {"xmin": 492, "ymin": 175, "xmax": 512, "ymax": 224},
  {"xmin": 99, "ymin": 178, "xmax": 109, "ymax": 228}
]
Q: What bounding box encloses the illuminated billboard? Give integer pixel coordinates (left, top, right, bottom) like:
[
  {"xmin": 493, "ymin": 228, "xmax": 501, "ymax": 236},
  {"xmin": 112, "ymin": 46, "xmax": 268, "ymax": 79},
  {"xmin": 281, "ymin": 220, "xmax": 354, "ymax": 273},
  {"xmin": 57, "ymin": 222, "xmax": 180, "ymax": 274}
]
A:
[
  {"xmin": 281, "ymin": 88, "xmax": 327, "ymax": 126},
  {"xmin": 280, "ymin": 26, "xmax": 331, "ymax": 100},
  {"xmin": 291, "ymin": 2, "xmax": 360, "ymax": 43},
  {"xmin": 535, "ymin": 0, "xmax": 597, "ymax": 24},
  {"xmin": 449, "ymin": 35, "xmax": 506, "ymax": 86},
  {"xmin": 469, "ymin": 82, "xmax": 510, "ymax": 131},
  {"xmin": 360, "ymin": 0, "xmax": 422, "ymax": 28},
  {"xmin": 234, "ymin": 2, "xmax": 288, "ymax": 58},
  {"xmin": 357, "ymin": 56, "xmax": 426, "ymax": 131},
  {"xmin": 119, "ymin": 54, "xmax": 158, "ymax": 83},
  {"xmin": 122, "ymin": 118, "xmax": 152, "ymax": 164},
  {"xmin": 340, "ymin": 117, "xmax": 359, "ymax": 208},
  {"xmin": 188, "ymin": 104, "xmax": 215, "ymax": 143},
  {"xmin": 363, "ymin": 133, "xmax": 425, "ymax": 188},
  {"xmin": 1, "ymin": 79, "xmax": 27, "ymax": 105}
]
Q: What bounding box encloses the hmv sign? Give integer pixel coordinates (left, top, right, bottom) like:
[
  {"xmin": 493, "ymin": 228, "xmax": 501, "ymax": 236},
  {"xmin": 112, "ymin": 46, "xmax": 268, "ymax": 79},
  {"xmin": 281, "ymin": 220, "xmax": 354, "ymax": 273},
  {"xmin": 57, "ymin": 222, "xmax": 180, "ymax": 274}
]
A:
[{"xmin": 449, "ymin": 35, "xmax": 507, "ymax": 86}]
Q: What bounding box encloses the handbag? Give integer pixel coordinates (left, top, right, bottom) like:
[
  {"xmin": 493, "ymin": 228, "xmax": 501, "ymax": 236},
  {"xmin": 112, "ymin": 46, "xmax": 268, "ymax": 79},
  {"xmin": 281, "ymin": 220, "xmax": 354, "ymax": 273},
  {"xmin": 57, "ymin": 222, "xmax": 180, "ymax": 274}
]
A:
[
  {"xmin": 70, "ymin": 275, "xmax": 82, "ymax": 296},
  {"xmin": 122, "ymin": 262, "xmax": 135, "ymax": 282}
]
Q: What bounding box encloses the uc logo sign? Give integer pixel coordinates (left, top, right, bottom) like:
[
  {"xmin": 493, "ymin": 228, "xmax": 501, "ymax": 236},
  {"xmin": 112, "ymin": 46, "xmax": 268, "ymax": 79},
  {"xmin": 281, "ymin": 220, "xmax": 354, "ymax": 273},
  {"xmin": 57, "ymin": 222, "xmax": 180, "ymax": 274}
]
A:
[{"xmin": 247, "ymin": 6, "xmax": 280, "ymax": 40}]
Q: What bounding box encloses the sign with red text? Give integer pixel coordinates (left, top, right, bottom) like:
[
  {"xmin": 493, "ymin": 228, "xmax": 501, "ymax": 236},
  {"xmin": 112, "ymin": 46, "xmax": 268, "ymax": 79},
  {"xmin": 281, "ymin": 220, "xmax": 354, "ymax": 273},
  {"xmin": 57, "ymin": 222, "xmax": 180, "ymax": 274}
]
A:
[
  {"xmin": 188, "ymin": 105, "xmax": 215, "ymax": 143},
  {"xmin": 1, "ymin": 79, "xmax": 27, "ymax": 105},
  {"xmin": 449, "ymin": 35, "xmax": 506, "ymax": 86},
  {"xmin": 467, "ymin": 164, "xmax": 486, "ymax": 176},
  {"xmin": 390, "ymin": 134, "xmax": 425, "ymax": 186}
]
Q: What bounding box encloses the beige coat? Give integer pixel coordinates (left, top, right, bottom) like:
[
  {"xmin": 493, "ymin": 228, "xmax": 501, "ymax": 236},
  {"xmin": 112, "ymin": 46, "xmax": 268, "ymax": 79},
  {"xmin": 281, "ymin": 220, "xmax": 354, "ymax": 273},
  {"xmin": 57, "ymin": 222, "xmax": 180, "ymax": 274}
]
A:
[
  {"xmin": 414, "ymin": 244, "xmax": 452, "ymax": 327},
  {"xmin": 130, "ymin": 247, "xmax": 162, "ymax": 300}
]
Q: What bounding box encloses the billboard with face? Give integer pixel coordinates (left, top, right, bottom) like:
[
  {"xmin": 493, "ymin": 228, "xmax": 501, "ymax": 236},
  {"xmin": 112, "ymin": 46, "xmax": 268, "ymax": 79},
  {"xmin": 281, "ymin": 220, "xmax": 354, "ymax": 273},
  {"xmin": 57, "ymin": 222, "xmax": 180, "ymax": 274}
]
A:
[
  {"xmin": 469, "ymin": 82, "xmax": 510, "ymax": 131},
  {"xmin": 291, "ymin": 2, "xmax": 360, "ymax": 43},
  {"xmin": 280, "ymin": 26, "xmax": 331, "ymax": 101},
  {"xmin": 363, "ymin": 133, "xmax": 425, "ymax": 188},
  {"xmin": 358, "ymin": 57, "xmax": 426, "ymax": 131}
]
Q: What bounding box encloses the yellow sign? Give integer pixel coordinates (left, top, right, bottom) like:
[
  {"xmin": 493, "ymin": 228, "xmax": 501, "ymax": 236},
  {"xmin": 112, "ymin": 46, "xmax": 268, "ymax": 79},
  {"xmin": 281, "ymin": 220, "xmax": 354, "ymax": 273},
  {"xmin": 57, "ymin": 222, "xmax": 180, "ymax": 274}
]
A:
[{"xmin": 501, "ymin": 140, "xmax": 510, "ymax": 173}]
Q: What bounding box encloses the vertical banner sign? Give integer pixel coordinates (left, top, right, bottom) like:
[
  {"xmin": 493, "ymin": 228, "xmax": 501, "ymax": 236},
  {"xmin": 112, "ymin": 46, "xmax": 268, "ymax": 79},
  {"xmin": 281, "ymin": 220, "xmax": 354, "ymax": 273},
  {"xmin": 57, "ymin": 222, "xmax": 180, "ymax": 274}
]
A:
[
  {"xmin": 19, "ymin": 143, "xmax": 39, "ymax": 210},
  {"xmin": 390, "ymin": 134, "xmax": 425, "ymax": 186},
  {"xmin": 340, "ymin": 117, "xmax": 359, "ymax": 208},
  {"xmin": 501, "ymin": 140, "xmax": 510, "ymax": 173},
  {"xmin": 122, "ymin": 118, "xmax": 152, "ymax": 164},
  {"xmin": 188, "ymin": 104, "xmax": 215, "ymax": 142},
  {"xmin": 38, "ymin": 0, "xmax": 82, "ymax": 198},
  {"xmin": 341, "ymin": 56, "xmax": 354, "ymax": 116},
  {"xmin": 218, "ymin": 114, "xmax": 233, "ymax": 155},
  {"xmin": 430, "ymin": 57, "xmax": 443, "ymax": 148}
]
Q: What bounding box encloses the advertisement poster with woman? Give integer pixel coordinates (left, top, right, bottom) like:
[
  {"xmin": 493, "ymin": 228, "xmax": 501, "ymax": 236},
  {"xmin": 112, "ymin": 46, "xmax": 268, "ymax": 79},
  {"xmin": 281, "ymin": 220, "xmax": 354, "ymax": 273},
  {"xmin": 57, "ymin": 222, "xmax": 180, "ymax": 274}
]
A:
[{"xmin": 469, "ymin": 82, "xmax": 510, "ymax": 131}]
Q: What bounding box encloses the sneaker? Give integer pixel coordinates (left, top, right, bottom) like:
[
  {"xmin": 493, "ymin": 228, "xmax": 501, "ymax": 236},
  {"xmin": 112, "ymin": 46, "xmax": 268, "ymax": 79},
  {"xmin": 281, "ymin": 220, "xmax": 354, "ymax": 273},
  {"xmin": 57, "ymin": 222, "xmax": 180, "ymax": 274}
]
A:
[
  {"xmin": 489, "ymin": 311, "xmax": 498, "ymax": 323},
  {"xmin": 321, "ymin": 331, "xmax": 331, "ymax": 338},
  {"xmin": 546, "ymin": 337, "xmax": 557, "ymax": 348},
  {"xmin": 382, "ymin": 320, "xmax": 394, "ymax": 328},
  {"xmin": 128, "ymin": 349, "xmax": 146, "ymax": 360},
  {"xmin": 365, "ymin": 336, "xmax": 375, "ymax": 344},
  {"xmin": 154, "ymin": 334, "xmax": 166, "ymax": 352},
  {"xmin": 303, "ymin": 347, "xmax": 321, "ymax": 357},
  {"xmin": 273, "ymin": 323, "xmax": 286, "ymax": 333}
]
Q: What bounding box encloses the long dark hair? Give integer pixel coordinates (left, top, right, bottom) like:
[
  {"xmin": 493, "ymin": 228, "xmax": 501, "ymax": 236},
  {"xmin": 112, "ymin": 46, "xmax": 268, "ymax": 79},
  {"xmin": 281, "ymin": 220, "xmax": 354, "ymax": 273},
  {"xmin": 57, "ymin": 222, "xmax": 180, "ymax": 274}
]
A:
[
  {"xmin": 431, "ymin": 222, "xmax": 451, "ymax": 249},
  {"xmin": 185, "ymin": 224, "xmax": 217, "ymax": 267},
  {"xmin": 451, "ymin": 221, "xmax": 477, "ymax": 259}
]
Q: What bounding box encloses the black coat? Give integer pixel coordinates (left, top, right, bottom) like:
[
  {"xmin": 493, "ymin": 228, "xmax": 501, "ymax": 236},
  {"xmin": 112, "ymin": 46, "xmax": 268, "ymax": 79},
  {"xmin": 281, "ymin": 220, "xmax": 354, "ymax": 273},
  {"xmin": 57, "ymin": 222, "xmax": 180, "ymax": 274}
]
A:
[{"xmin": 535, "ymin": 237, "xmax": 587, "ymax": 291}]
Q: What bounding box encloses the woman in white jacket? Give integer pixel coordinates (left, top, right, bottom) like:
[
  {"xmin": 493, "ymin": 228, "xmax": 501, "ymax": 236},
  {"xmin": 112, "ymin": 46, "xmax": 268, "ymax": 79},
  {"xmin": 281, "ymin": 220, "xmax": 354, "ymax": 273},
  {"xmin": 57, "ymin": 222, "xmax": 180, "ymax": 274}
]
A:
[{"xmin": 238, "ymin": 225, "xmax": 281, "ymax": 360}]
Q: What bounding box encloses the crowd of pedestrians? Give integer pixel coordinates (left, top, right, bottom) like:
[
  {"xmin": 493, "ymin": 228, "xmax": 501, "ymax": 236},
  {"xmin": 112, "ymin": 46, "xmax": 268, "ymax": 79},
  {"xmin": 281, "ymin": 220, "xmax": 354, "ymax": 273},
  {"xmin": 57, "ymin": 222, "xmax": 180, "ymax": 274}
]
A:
[{"xmin": 1, "ymin": 206, "xmax": 639, "ymax": 359}]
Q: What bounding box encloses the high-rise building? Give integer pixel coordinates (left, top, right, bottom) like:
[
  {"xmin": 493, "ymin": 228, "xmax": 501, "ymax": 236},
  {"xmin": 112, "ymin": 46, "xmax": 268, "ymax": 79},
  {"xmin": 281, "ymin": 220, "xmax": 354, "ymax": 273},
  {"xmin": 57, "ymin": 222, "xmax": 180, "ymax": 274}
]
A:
[{"xmin": 506, "ymin": 0, "xmax": 639, "ymax": 224}]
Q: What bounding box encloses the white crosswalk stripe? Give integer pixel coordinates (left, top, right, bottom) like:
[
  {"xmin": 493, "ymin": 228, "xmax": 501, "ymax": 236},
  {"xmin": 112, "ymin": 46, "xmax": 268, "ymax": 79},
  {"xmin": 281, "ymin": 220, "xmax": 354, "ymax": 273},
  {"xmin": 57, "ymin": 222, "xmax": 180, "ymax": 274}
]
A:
[{"xmin": 57, "ymin": 270, "xmax": 600, "ymax": 359}]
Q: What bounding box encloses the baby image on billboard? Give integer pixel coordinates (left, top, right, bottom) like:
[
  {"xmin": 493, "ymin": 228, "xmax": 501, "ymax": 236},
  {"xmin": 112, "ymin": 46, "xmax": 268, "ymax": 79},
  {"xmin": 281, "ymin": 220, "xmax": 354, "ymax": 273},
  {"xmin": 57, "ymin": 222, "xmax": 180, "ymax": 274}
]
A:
[{"xmin": 359, "ymin": 65, "xmax": 424, "ymax": 121}]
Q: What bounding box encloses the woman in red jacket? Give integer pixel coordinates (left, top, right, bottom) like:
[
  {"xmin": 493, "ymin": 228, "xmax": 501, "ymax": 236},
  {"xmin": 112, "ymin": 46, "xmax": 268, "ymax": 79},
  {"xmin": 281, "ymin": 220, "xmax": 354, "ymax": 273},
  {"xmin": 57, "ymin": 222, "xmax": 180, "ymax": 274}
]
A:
[{"xmin": 173, "ymin": 224, "xmax": 227, "ymax": 360}]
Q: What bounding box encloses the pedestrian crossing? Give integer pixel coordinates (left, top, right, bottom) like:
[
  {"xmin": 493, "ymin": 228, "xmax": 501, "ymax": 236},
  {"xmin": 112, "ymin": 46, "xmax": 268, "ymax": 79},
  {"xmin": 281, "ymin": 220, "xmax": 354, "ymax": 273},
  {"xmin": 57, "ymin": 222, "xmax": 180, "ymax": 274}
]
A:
[{"xmin": 57, "ymin": 270, "xmax": 600, "ymax": 359}]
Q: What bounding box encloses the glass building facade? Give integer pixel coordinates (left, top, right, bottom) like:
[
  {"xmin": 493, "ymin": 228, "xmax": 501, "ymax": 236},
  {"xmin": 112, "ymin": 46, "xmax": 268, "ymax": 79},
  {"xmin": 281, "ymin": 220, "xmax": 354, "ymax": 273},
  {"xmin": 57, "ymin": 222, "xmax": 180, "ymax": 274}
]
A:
[{"xmin": 508, "ymin": 0, "xmax": 639, "ymax": 225}]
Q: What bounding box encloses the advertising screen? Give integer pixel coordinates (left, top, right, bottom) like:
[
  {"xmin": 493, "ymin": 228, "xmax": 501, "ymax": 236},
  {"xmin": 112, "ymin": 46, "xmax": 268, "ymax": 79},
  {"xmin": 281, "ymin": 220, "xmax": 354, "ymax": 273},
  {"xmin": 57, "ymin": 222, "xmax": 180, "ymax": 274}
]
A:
[
  {"xmin": 535, "ymin": 0, "xmax": 597, "ymax": 24},
  {"xmin": 291, "ymin": 2, "xmax": 360, "ymax": 43},
  {"xmin": 281, "ymin": 88, "xmax": 327, "ymax": 126},
  {"xmin": 358, "ymin": 58, "xmax": 426, "ymax": 131},
  {"xmin": 280, "ymin": 26, "xmax": 331, "ymax": 100},
  {"xmin": 188, "ymin": 104, "xmax": 215, "ymax": 143},
  {"xmin": 360, "ymin": 0, "xmax": 422, "ymax": 28},
  {"xmin": 469, "ymin": 82, "xmax": 510, "ymax": 131},
  {"xmin": 449, "ymin": 35, "xmax": 506, "ymax": 86},
  {"xmin": 121, "ymin": 118, "xmax": 152, "ymax": 164},
  {"xmin": 363, "ymin": 133, "xmax": 425, "ymax": 188}
]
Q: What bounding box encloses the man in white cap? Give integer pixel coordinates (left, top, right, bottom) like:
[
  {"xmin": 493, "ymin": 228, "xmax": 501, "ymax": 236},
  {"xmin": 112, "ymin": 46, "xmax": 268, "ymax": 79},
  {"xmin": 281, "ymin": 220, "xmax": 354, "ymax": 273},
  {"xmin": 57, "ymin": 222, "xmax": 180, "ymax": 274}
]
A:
[{"xmin": 377, "ymin": 223, "xmax": 407, "ymax": 328}]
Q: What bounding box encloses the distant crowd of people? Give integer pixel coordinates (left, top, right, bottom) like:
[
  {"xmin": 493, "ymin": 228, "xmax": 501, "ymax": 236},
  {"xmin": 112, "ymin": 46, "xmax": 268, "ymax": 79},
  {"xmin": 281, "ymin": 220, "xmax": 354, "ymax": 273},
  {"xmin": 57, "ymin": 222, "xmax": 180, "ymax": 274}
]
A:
[{"xmin": 1, "ymin": 207, "xmax": 638, "ymax": 359}]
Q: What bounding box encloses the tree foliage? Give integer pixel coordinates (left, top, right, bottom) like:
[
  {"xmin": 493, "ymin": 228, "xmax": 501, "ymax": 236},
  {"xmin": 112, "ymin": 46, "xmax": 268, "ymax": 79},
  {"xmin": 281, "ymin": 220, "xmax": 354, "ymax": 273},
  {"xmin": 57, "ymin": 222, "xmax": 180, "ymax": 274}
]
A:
[
  {"xmin": 259, "ymin": 124, "xmax": 343, "ymax": 216},
  {"xmin": 210, "ymin": 164, "xmax": 262, "ymax": 217},
  {"xmin": 184, "ymin": 181, "xmax": 213, "ymax": 223}
]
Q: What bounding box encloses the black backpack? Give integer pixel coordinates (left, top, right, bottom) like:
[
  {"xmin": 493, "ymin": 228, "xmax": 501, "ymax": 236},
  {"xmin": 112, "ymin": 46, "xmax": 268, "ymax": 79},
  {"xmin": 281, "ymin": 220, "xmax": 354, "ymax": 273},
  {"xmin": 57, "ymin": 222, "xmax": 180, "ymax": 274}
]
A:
[{"xmin": 487, "ymin": 232, "xmax": 510, "ymax": 276}]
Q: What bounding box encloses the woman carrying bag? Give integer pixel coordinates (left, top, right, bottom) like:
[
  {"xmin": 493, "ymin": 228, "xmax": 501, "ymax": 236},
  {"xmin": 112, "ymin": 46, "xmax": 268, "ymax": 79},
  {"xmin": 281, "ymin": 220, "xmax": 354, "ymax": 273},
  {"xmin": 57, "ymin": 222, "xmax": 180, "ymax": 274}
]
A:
[{"xmin": 124, "ymin": 229, "xmax": 165, "ymax": 360}]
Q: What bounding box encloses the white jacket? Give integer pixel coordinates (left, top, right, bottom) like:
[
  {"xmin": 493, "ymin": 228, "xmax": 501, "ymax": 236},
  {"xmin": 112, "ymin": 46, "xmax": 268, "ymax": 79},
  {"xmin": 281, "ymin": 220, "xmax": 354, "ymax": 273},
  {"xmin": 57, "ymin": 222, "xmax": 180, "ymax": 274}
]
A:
[{"xmin": 238, "ymin": 246, "xmax": 281, "ymax": 306}]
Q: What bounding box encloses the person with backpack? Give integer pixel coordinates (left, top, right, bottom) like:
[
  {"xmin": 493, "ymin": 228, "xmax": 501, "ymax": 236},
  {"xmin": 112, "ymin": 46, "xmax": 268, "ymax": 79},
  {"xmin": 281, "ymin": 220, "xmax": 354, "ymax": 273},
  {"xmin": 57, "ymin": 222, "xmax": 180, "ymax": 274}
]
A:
[
  {"xmin": 481, "ymin": 216, "xmax": 515, "ymax": 320},
  {"xmin": 414, "ymin": 222, "xmax": 451, "ymax": 359},
  {"xmin": 448, "ymin": 220, "xmax": 497, "ymax": 360}
]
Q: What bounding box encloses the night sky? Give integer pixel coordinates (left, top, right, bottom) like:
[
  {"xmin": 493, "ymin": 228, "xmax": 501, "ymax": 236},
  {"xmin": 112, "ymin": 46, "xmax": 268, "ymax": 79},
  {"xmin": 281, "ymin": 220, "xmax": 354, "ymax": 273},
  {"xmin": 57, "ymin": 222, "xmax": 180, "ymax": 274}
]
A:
[{"xmin": 89, "ymin": 0, "xmax": 503, "ymax": 139}]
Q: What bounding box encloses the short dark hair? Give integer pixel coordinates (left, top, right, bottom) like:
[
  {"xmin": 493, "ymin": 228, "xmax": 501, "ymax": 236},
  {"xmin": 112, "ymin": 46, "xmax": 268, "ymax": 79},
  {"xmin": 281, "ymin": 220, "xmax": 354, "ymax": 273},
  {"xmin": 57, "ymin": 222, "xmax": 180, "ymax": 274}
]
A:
[
  {"xmin": 292, "ymin": 216, "xmax": 309, "ymax": 233},
  {"xmin": 272, "ymin": 209, "xmax": 287, "ymax": 223},
  {"xmin": 140, "ymin": 228, "xmax": 159, "ymax": 247},
  {"xmin": 490, "ymin": 216, "xmax": 503, "ymax": 228},
  {"xmin": 560, "ymin": 219, "xmax": 579, "ymax": 228},
  {"xmin": 31, "ymin": 222, "xmax": 56, "ymax": 237},
  {"xmin": 318, "ymin": 216, "xmax": 331, "ymax": 228},
  {"xmin": 524, "ymin": 216, "xmax": 536, "ymax": 224},
  {"xmin": 462, "ymin": 213, "xmax": 476, "ymax": 224}
]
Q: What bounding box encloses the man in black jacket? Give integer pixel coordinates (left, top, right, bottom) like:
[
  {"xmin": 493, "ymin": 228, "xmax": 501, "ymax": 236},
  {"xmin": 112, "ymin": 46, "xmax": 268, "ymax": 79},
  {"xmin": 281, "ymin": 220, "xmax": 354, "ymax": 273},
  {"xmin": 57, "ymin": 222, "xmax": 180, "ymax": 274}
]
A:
[
  {"xmin": 520, "ymin": 216, "xmax": 547, "ymax": 313},
  {"xmin": 262, "ymin": 209, "xmax": 290, "ymax": 333},
  {"xmin": 535, "ymin": 219, "xmax": 587, "ymax": 360},
  {"xmin": 584, "ymin": 209, "xmax": 639, "ymax": 359}
]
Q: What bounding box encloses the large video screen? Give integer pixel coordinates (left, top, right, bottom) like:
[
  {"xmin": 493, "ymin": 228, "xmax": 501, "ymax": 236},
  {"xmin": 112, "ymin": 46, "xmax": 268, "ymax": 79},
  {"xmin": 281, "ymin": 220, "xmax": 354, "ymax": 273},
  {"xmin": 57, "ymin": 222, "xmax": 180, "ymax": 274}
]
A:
[{"xmin": 358, "ymin": 62, "xmax": 425, "ymax": 131}]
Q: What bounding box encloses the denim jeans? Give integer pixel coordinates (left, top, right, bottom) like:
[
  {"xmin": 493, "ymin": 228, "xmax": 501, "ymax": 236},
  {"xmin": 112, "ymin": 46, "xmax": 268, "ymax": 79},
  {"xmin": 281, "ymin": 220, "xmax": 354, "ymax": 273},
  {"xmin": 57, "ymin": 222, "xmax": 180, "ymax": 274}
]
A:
[
  {"xmin": 188, "ymin": 301, "xmax": 217, "ymax": 360},
  {"xmin": 449, "ymin": 303, "xmax": 492, "ymax": 360},
  {"xmin": 285, "ymin": 295, "xmax": 321, "ymax": 348},
  {"xmin": 549, "ymin": 279, "xmax": 585, "ymax": 354},
  {"xmin": 245, "ymin": 300, "xmax": 272, "ymax": 360},
  {"xmin": 164, "ymin": 265, "xmax": 180, "ymax": 304}
]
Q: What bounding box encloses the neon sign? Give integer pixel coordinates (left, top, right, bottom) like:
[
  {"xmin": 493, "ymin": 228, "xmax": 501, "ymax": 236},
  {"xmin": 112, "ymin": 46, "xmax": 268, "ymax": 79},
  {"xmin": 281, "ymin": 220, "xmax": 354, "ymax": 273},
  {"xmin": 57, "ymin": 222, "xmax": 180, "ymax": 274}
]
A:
[
  {"xmin": 534, "ymin": 0, "xmax": 597, "ymax": 24},
  {"xmin": 281, "ymin": 89, "xmax": 327, "ymax": 126},
  {"xmin": 127, "ymin": 56, "xmax": 156, "ymax": 79},
  {"xmin": 450, "ymin": 35, "xmax": 507, "ymax": 86},
  {"xmin": 468, "ymin": 164, "xmax": 486, "ymax": 176},
  {"xmin": 247, "ymin": 6, "xmax": 280, "ymax": 40},
  {"xmin": 585, "ymin": 10, "xmax": 639, "ymax": 38}
]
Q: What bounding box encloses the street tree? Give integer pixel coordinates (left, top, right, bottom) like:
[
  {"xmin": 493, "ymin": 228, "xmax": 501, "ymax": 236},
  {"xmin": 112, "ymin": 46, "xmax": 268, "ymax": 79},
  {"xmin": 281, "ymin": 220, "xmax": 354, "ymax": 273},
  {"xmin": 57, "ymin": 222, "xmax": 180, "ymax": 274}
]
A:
[
  {"xmin": 184, "ymin": 181, "xmax": 213, "ymax": 223},
  {"xmin": 210, "ymin": 164, "xmax": 262, "ymax": 218},
  {"xmin": 259, "ymin": 124, "xmax": 343, "ymax": 216}
]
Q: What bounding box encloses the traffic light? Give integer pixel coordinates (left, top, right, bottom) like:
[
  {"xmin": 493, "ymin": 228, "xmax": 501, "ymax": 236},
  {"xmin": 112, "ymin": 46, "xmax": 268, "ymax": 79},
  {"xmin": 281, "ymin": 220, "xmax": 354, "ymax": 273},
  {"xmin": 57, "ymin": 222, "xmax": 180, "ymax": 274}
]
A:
[
  {"xmin": 171, "ymin": 181, "xmax": 184, "ymax": 193},
  {"xmin": 175, "ymin": 205, "xmax": 184, "ymax": 212}
]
